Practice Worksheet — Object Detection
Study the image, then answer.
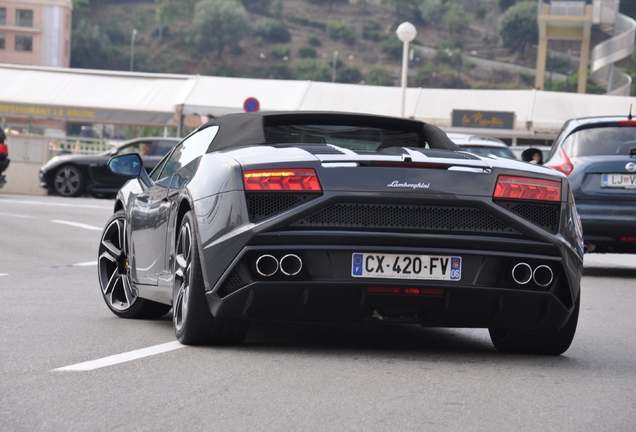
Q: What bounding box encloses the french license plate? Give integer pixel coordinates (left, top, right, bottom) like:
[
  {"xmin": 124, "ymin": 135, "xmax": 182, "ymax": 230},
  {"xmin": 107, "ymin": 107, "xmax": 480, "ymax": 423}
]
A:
[
  {"xmin": 601, "ymin": 173, "xmax": 636, "ymax": 189},
  {"xmin": 351, "ymin": 253, "xmax": 461, "ymax": 281}
]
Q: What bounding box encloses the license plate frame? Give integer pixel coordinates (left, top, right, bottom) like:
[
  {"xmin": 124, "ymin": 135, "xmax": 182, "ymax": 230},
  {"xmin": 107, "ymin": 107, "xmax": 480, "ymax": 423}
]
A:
[
  {"xmin": 601, "ymin": 173, "xmax": 636, "ymax": 189},
  {"xmin": 351, "ymin": 253, "xmax": 461, "ymax": 281}
]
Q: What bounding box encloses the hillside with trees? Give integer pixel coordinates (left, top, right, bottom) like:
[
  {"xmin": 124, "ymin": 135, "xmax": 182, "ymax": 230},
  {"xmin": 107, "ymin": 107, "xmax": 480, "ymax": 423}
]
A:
[{"xmin": 70, "ymin": 0, "xmax": 636, "ymax": 94}]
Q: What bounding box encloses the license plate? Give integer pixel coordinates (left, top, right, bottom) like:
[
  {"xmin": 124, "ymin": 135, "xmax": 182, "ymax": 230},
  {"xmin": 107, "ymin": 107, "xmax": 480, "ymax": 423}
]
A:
[
  {"xmin": 601, "ymin": 173, "xmax": 636, "ymax": 189},
  {"xmin": 351, "ymin": 253, "xmax": 461, "ymax": 281}
]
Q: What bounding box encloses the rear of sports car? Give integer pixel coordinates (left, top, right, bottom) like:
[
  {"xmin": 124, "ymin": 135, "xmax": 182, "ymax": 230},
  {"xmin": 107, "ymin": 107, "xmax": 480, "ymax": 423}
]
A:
[{"xmin": 195, "ymin": 145, "xmax": 583, "ymax": 354}]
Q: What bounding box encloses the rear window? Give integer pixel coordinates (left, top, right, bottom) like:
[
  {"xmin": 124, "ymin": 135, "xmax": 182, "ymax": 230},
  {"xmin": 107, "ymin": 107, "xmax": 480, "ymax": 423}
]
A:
[
  {"xmin": 263, "ymin": 124, "xmax": 423, "ymax": 152},
  {"xmin": 459, "ymin": 146, "xmax": 515, "ymax": 159},
  {"xmin": 562, "ymin": 126, "xmax": 636, "ymax": 157}
]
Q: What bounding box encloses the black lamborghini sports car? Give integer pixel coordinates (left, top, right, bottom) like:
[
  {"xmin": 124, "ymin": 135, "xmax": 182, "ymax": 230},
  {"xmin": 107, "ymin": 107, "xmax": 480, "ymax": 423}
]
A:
[{"xmin": 99, "ymin": 112, "xmax": 584, "ymax": 355}]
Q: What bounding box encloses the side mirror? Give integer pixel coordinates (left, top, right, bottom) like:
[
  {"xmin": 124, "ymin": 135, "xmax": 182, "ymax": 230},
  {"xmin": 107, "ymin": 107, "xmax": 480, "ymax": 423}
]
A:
[{"xmin": 108, "ymin": 153, "xmax": 143, "ymax": 177}]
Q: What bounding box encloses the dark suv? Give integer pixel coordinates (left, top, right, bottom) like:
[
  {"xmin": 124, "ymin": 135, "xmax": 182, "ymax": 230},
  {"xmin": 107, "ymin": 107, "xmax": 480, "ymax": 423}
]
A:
[{"xmin": 544, "ymin": 115, "xmax": 636, "ymax": 253}]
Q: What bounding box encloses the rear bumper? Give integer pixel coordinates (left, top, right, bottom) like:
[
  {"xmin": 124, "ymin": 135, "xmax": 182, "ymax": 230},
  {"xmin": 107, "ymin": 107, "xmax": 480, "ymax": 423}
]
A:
[
  {"xmin": 577, "ymin": 203, "xmax": 636, "ymax": 252},
  {"xmin": 205, "ymin": 240, "xmax": 581, "ymax": 330}
]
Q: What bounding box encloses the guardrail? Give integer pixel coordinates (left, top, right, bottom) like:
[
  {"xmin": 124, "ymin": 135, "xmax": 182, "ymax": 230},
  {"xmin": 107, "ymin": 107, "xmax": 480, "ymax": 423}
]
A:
[{"xmin": 47, "ymin": 137, "xmax": 119, "ymax": 160}]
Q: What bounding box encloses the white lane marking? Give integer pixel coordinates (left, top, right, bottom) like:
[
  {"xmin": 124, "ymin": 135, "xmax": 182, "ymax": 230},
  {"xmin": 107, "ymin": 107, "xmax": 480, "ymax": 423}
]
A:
[
  {"xmin": 0, "ymin": 274, "xmax": 7, "ymax": 277},
  {"xmin": 0, "ymin": 212, "xmax": 38, "ymax": 219},
  {"xmin": 51, "ymin": 220, "xmax": 103, "ymax": 231},
  {"xmin": 53, "ymin": 341, "xmax": 185, "ymax": 372},
  {"xmin": 73, "ymin": 261, "xmax": 97, "ymax": 267},
  {"xmin": 0, "ymin": 198, "xmax": 111, "ymax": 210}
]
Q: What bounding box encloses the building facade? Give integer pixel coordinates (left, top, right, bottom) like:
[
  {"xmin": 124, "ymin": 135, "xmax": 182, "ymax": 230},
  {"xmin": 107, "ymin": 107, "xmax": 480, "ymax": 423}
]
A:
[{"xmin": 0, "ymin": 0, "xmax": 72, "ymax": 67}]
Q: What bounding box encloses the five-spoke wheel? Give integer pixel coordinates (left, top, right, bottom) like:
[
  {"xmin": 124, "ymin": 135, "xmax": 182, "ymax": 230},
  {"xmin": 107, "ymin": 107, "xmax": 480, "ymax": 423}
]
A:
[
  {"xmin": 98, "ymin": 211, "xmax": 170, "ymax": 319},
  {"xmin": 53, "ymin": 165, "xmax": 85, "ymax": 197}
]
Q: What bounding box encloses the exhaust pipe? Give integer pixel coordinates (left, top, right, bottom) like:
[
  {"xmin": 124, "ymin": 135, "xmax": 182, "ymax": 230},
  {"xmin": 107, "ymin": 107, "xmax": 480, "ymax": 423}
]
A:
[
  {"xmin": 255, "ymin": 254, "xmax": 278, "ymax": 277},
  {"xmin": 511, "ymin": 262, "xmax": 532, "ymax": 285},
  {"xmin": 533, "ymin": 265, "xmax": 554, "ymax": 287},
  {"xmin": 279, "ymin": 254, "xmax": 303, "ymax": 276}
]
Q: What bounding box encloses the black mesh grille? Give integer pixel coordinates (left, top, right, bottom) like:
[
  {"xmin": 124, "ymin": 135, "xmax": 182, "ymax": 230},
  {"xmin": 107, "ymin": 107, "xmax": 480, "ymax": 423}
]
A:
[
  {"xmin": 246, "ymin": 193, "xmax": 321, "ymax": 222},
  {"xmin": 496, "ymin": 201, "xmax": 560, "ymax": 234},
  {"xmin": 219, "ymin": 270, "xmax": 244, "ymax": 297},
  {"xmin": 290, "ymin": 203, "xmax": 519, "ymax": 234}
]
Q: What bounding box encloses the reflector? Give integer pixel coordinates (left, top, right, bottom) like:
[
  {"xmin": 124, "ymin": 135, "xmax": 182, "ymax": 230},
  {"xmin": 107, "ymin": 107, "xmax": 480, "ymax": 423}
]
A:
[
  {"xmin": 620, "ymin": 236, "xmax": 636, "ymax": 242},
  {"xmin": 493, "ymin": 175, "xmax": 561, "ymax": 202},
  {"xmin": 243, "ymin": 168, "xmax": 322, "ymax": 191},
  {"xmin": 367, "ymin": 287, "xmax": 446, "ymax": 296}
]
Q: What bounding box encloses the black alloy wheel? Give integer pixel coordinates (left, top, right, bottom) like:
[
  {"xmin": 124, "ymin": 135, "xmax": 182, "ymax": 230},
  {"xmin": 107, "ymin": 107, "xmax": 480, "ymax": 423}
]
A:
[
  {"xmin": 98, "ymin": 211, "xmax": 171, "ymax": 319},
  {"xmin": 53, "ymin": 165, "xmax": 85, "ymax": 197},
  {"xmin": 173, "ymin": 211, "xmax": 249, "ymax": 345},
  {"xmin": 488, "ymin": 292, "xmax": 580, "ymax": 355}
]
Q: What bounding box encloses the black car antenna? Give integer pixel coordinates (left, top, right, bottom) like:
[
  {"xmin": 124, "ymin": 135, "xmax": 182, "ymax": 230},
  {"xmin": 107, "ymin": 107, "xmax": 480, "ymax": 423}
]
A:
[{"xmin": 629, "ymin": 104, "xmax": 633, "ymax": 120}]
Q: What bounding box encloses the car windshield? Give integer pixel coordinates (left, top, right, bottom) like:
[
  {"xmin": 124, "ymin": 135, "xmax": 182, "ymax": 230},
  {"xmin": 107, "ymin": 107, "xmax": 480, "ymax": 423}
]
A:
[
  {"xmin": 562, "ymin": 126, "xmax": 636, "ymax": 157},
  {"xmin": 263, "ymin": 124, "xmax": 423, "ymax": 152}
]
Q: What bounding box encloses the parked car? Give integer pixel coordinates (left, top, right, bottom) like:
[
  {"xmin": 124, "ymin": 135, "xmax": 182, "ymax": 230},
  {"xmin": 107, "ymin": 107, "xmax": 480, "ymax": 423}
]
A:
[
  {"xmin": 39, "ymin": 136, "xmax": 180, "ymax": 197},
  {"xmin": 0, "ymin": 128, "xmax": 8, "ymax": 188},
  {"xmin": 99, "ymin": 111, "xmax": 583, "ymax": 355},
  {"xmin": 447, "ymin": 133, "xmax": 516, "ymax": 159},
  {"xmin": 544, "ymin": 115, "xmax": 636, "ymax": 253},
  {"xmin": 510, "ymin": 145, "xmax": 553, "ymax": 164}
]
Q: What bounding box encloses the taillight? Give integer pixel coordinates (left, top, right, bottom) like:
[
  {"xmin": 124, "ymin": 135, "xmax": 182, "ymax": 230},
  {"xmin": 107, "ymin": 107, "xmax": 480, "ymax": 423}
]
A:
[
  {"xmin": 493, "ymin": 175, "xmax": 561, "ymax": 202},
  {"xmin": 545, "ymin": 148, "xmax": 574, "ymax": 176},
  {"xmin": 618, "ymin": 120, "xmax": 636, "ymax": 126},
  {"xmin": 0, "ymin": 143, "xmax": 7, "ymax": 155},
  {"xmin": 243, "ymin": 168, "xmax": 322, "ymax": 191}
]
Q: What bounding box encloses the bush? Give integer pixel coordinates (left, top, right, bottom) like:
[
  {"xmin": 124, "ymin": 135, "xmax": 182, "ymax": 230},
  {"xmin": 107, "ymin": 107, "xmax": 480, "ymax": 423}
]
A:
[
  {"xmin": 307, "ymin": 34, "xmax": 322, "ymax": 47},
  {"xmin": 264, "ymin": 64, "xmax": 293, "ymax": 79},
  {"xmin": 253, "ymin": 19, "xmax": 291, "ymax": 43},
  {"xmin": 295, "ymin": 59, "xmax": 331, "ymax": 81},
  {"xmin": 327, "ymin": 21, "xmax": 355, "ymax": 44},
  {"xmin": 288, "ymin": 16, "xmax": 327, "ymax": 31},
  {"xmin": 380, "ymin": 37, "xmax": 402, "ymax": 60},
  {"xmin": 271, "ymin": 44, "xmax": 290, "ymax": 58},
  {"xmin": 366, "ymin": 67, "xmax": 393, "ymax": 86},
  {"xmin": 298, "ymin": 46, "xmax": 317, "ymax": 58},
  {"xmin": 337, "ymin": 66, "xmax": 362, "ymax": 84}
]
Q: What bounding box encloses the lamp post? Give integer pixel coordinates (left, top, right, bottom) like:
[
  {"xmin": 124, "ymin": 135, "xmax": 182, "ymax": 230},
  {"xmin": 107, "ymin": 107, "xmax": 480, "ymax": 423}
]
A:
[
  {"xmin": 130, "ymin": 29, "xmax": 137, "ymax": 72},
  {"xmin": 396, "ymin": 22, "xmax": 417, "ymax": 118},
  {"xmin": 332, "ymin": 50, "xmax": 339, "ymax": 82}
]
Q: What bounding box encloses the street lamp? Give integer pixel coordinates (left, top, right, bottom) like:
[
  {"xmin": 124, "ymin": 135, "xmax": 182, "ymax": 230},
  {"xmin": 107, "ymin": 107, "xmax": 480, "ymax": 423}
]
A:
[
  {"xmin": 130, "ymin": 29, "xmax": 137, "ymax": 72},
  {"xmin": 396, "ymin": 22, "xmax": 417, "ymax": 117}
]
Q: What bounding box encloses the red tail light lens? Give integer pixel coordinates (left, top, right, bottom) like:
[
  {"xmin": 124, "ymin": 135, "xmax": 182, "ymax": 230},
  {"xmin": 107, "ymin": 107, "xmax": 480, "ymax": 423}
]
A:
[
  {"xmin": 367, "ymin": 286, "xmax": 446, "ymax": 296},
  {"xmin": 545, "ymin": 148, "xmax": 574, "ymax": 176},
  {"xmin": 618, "ymin": 120, "xmax": 636, "ymax": 126},
  {"xmin": 0, "ymin": 144, "xmax": 8, "ymax": 155},
  {"xmin": 243, "ymin": 168, "xmax": 322, "ymax": 191},
  {"xmin": 493, "ymin": 175, "xmax": 561, "ymax": 202}
]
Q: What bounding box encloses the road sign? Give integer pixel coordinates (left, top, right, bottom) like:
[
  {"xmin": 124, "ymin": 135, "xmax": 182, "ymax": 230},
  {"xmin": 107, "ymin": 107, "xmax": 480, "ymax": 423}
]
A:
[{"xmin": 243, "ymin": 97, "xmax": 260, "ymax": 113}]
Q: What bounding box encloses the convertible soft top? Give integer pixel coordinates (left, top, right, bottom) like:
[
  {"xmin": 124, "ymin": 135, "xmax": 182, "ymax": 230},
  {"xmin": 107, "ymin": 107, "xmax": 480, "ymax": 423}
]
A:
[{"xmin": 199, "ymin": 111, "xmax": 461, "ymax": 152}]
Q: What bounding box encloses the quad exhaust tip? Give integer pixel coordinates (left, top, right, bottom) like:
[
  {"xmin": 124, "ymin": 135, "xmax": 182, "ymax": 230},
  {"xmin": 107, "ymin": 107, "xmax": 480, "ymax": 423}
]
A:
[
  {"xmin": 255, "ymin": 254, "xmax": 278, "ymax": 277},
  {"xmin": 511, "ymin": 262, "xmax": 554, "ymax": 286},
  {"xmin": 255, "ymin": 254, "xmax": 303, "ymax": 277},
  {"xmin": 280, "ymin": 254, "xmax": 303, "ymax": 276}
]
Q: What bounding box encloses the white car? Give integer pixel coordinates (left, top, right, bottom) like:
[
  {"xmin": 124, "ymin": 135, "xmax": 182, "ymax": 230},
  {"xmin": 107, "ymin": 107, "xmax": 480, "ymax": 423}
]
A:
[{"xmin": 447, "ymin": 133, "xmax": 516, "ymax": 159}]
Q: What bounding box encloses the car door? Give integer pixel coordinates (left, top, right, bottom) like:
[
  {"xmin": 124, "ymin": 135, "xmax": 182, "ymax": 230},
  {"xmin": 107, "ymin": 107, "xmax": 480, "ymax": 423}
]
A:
[{"xmin": 129, "ymin": 127, "xmax": 219, "ymax": 286}]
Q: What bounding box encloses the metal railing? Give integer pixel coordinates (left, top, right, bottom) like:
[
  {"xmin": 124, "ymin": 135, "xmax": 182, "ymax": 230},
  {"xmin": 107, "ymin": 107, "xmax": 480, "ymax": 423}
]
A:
[{"xmin": 47, "ymin": 137, "xmax": 119, "ymax": 160}]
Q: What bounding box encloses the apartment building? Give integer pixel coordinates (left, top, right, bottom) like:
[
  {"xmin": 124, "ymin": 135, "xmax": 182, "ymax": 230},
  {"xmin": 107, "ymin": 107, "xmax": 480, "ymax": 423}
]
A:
[{"xmin": 0, "ymin": 0, "xmax": 72, "ymax": 67}]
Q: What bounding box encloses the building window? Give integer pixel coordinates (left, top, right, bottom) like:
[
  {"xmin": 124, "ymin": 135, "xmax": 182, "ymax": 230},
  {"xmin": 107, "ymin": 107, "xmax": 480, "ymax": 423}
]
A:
[
  {"xmin": 16, "ymin": 9, "xmax": 34, "ymax": 28},
  {"xmin": 0, "ymin": 34, "xmax": 5, "ymax": 50},
  {"xmin": 15, "ymin": 35, "xmax": 33, "ymax": 52},
  {"xmin": 0, "ymin": 8, "xmax": 7, "ymax": 26}
]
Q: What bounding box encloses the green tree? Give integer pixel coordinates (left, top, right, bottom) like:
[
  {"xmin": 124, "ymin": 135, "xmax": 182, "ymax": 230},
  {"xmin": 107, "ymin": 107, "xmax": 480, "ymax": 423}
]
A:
[
  {"xmin": 498, "ymin": 1, "xmax": 538, "ymax": 54},
  {"xmin": 419, "ymin": 0, "xmax": 444, "ymax": 27},
  {"xmin": 70, "ymin": 20, "xmax": 110, "ymax": 69},
  {"xmin": 366, "ymin": 67, "xmax": 393, "ymax": 86},
  {"xmin": 188, "ymin": 0, "xmax": 250, "ymax": 58},
  {"xmin": 295, "ymin": 59, "xmax": 331, "ymax": 81},
  {"xmin": 156, "ymin": 0, "xmax": 197, "ymax": 41},
  {"xmin": 442, "ymin": 3, "xmax": 469, "ymax": 35},
  {"xmin": 337, "ymin": 66, "xmax": 362, "ymax": 83},
  {"xmin": 380, "ymin": 37, "xmax": 402, "ymax": 60},
  {"xmin": 327, "ymin": 21, "xmax": 356, "ymax": 44},
  {"xmin": 253, "ymin": 19, "xmax": 291, "ymax": 42}
]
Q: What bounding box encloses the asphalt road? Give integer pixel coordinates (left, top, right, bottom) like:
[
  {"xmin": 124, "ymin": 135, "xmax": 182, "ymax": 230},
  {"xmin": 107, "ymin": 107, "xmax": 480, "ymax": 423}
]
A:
[{"xmin": 1, "ymin": 194, "xmax": 635, "ymax": 431}]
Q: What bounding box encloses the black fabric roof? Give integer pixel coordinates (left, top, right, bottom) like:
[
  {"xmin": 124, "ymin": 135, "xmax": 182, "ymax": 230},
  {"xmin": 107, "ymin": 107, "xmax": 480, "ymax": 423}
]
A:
[{"xmin": 199, "ymin": 111, "xmax": 461, "ymax": 152}]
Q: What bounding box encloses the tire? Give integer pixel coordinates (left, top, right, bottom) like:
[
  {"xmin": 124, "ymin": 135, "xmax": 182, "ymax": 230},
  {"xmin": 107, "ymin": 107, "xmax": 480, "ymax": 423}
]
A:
[
  {"xmin": 53, "ymin": 165, "xmax": 85, "ymax": 197},
  {"xmin": 173, "ymin": 211, "xmax": 249, "ymax": 346},
  {"xmin": 98, "ymin": 210, "xmax": 171, "ymax": 319},
  {"xmin": 489, "ymin": 292, "xmax": 580, "ymax": 355}
]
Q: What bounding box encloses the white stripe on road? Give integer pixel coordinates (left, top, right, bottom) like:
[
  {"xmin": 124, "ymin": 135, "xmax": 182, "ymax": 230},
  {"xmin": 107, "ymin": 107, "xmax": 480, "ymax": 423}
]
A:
[
  {"xmin": 0, "ymin": 212, "xmax": 38, "ymax": 219},
  {"xmin": 53, "ymin": 341, "xmax": 185, "ymax": 372},
  {"xmin": 0, "ymin": 198, "xmax": 111, "ymax": 210},
  {"xmin": 73, "ymin": 261, "xmax": 97, "ymax": 267},
  {"xmin": 51, "ymin": 220, "xmax": 103, "ymax": 231},
  {"xmin": 0, "ymin": 274, "xmax": 7, "ymax": 277}
]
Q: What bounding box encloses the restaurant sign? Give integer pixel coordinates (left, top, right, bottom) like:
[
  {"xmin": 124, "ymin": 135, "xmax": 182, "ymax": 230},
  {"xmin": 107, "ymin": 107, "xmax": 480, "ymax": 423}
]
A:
[{"xmin": 451, "ymin": 110, "xmax": 515, "ymax": 129}]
